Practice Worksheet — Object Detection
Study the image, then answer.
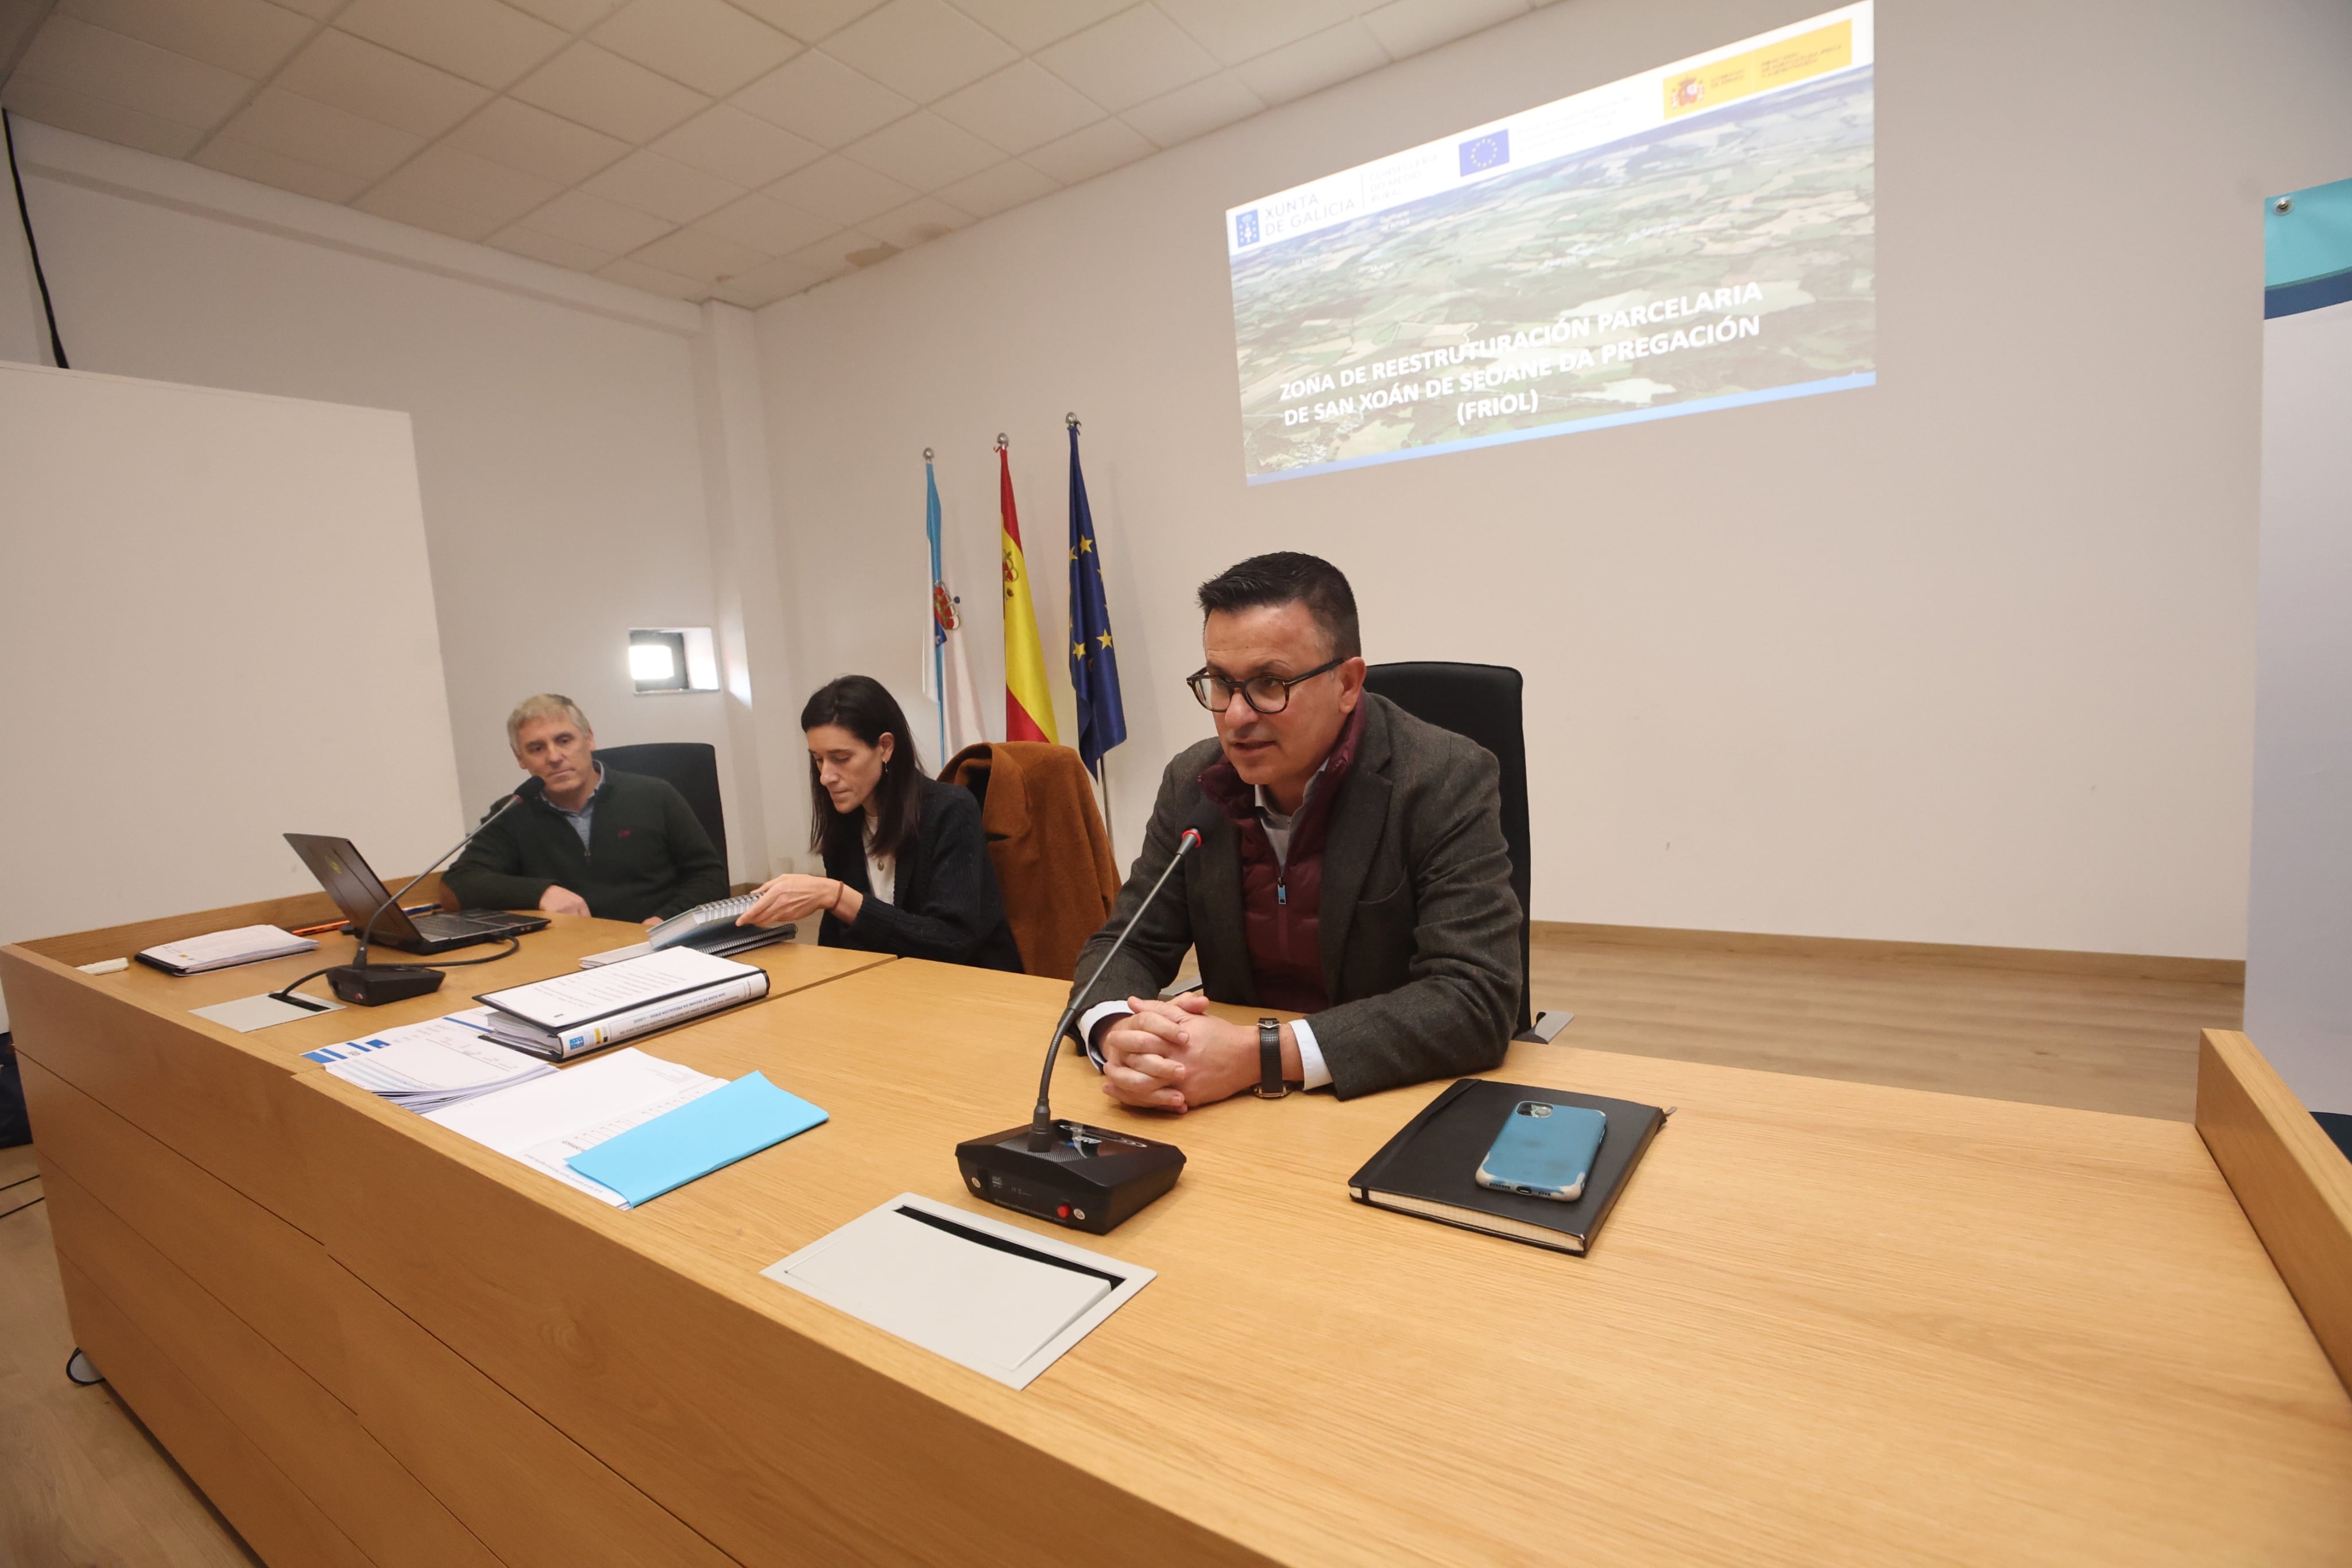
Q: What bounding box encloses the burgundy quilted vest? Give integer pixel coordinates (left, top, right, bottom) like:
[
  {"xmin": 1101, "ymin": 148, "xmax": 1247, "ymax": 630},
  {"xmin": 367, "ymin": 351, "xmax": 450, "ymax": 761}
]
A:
[{"xmin": 1196, "ymin": 702, "xmax": 1368, "ymax": 1013}]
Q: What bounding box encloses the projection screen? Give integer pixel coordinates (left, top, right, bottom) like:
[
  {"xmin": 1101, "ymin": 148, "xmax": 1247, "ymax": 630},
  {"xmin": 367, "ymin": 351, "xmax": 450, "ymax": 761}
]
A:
[{"xmin": 1228, "ymin": 3, "xmax": 1875, "ymax": 483}]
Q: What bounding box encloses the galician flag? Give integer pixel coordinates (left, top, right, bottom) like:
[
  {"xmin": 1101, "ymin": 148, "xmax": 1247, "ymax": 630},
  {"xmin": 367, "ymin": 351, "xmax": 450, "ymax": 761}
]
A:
[
  {"xmin": 922, "ymin": 458, "xmax": 984, "ymax": 760},
  {"xmin": 997, "ymin": 439, "xmax": 1058, "ymax": 744},
  {"xmin": 1066, "ymin": 421, "xmax": 1125, "ymax": 775}
]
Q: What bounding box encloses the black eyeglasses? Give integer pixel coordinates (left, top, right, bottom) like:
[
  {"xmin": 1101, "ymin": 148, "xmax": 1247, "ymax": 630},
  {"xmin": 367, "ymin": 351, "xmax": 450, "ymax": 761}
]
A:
[{"xmin": 1187, "ymin": 657, "xmax": 1345, "ymax": 715}]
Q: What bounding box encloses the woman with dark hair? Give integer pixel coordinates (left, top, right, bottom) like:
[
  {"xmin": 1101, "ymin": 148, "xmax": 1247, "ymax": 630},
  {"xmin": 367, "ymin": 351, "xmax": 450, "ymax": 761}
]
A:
[{"xmin": 736, "ymin": 675, "xmax": 1023, "ymax": 971}]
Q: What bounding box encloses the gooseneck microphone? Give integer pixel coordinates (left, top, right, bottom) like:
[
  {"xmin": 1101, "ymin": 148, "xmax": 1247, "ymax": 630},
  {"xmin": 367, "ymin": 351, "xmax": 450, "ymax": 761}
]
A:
[
  {"xmin": 956, "ymin": 799, "xmax": 1220, "ymax": 1234},
  {"xmin": 274, "ymin": 777, "xmax": 547, "ymax": 1009},
  {"xmin": 1027, "ymin": 823, "xmax": 1204, "ymax": 1151}
]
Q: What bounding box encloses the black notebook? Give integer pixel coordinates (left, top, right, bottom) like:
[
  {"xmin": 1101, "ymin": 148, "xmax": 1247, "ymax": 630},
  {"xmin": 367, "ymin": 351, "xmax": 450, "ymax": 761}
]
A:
[{"xmin": 1347, "ymin": 1079, "xmax": 1668, "ymax": 1256}]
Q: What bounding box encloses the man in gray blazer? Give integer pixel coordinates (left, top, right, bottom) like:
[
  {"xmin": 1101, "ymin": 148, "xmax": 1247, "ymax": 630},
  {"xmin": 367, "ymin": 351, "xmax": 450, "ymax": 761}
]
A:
[{"xmin": 1070, "ymin": 552, "xmax": 1521, "ymax": 1108}]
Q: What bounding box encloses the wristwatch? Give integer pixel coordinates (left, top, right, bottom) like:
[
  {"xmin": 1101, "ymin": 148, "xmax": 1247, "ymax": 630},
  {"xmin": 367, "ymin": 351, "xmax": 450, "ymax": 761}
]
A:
[{"xmin": 1253, "ymin": 1017, "xmax": 1290, "ymax": 1099}]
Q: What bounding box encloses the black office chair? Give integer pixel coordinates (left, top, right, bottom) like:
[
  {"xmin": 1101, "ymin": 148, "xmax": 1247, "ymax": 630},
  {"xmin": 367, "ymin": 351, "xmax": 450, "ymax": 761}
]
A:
[
  {"xmin": 1361, "ymin": 661, "xmax": 1544, "ymax": 1040},
  {"xmin": 594, "ymin": 742, "xmax": 728, "ymax": 870}
]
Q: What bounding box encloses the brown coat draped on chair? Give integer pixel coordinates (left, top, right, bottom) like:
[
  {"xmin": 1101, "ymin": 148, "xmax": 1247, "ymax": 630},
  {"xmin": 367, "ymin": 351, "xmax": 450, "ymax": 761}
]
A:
[{"xmin": 941, "ymin": 742, "xmax": 1121, "ymax": 981}]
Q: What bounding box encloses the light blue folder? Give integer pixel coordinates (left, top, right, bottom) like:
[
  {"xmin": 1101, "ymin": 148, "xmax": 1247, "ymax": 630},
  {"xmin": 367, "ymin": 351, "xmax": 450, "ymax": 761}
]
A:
[{"xmin": 566, "ymin": 1072, "xmax": 827, "ymax": 1207}]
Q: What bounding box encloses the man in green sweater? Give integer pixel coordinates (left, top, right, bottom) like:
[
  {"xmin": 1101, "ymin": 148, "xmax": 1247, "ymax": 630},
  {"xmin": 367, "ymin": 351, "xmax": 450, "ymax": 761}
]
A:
[{"xmin": 444, "ymin": 694, "xmax": 728, "ymax": 926}]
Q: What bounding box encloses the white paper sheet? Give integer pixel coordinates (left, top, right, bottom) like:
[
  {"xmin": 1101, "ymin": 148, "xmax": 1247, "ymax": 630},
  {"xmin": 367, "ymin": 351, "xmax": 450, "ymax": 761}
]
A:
[
  {"xmin": 425, "ymin": 1048, "xmax": 726, "ymax": 1206},
  {"xmin": 764, "ymin": 1194, "xmax": 1154, "ymax": 1389},
  {"xmin": 303, "ymin": 1016, "xmax": 552, "ymax": 1110}
]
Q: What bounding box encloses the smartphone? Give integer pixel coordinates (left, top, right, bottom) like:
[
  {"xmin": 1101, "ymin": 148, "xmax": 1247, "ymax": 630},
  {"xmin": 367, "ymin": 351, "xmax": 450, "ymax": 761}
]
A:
[{"xmin": 1475, "ymin": 1101, "xmax": 1608, "ymax": 1202}]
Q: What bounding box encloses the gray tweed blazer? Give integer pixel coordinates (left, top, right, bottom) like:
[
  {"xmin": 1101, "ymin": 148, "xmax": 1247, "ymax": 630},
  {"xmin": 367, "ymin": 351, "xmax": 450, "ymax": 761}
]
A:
[{"xmin": 1067, "ymin": 693, "xmax": 1521, "ymax": 1099}]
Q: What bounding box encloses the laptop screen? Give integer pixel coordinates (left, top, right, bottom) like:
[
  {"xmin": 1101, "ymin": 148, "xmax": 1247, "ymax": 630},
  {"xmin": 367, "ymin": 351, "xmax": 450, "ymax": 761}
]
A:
[{"xmin": 283, "ymin": 833, "xmax": 423, "ymax": 943}]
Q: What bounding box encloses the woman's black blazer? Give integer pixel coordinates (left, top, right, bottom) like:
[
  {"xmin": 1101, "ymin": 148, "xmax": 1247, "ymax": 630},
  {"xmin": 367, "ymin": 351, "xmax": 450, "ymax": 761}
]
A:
[{"xmin": 816, "ymin": 775, "xmax": 1024, "ymax": 972}]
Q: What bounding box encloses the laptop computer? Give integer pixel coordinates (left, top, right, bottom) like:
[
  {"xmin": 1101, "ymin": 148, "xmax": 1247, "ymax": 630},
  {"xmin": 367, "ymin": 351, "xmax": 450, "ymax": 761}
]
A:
[{"xmin": 285, "ymin": 833, "xmax": 551, "ymax": 954}]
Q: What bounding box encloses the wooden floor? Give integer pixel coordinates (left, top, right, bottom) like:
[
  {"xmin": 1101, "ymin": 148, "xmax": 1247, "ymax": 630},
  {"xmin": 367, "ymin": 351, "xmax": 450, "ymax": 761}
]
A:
[{"xmin": 0, "ymin": 931, "xmax": 2243, "ymax": 1564}]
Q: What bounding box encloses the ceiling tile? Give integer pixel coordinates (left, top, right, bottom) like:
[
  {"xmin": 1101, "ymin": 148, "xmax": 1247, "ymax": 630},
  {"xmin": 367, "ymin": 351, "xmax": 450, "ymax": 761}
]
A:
[
  {"xmin": 822, "ymin": 0, "xmax": 1015, "ymax": 103},
  {"xmin": 724, "ymin": 0, "xmax": 883, "ymax": 44},
  {"xmin": 1153, "ymin": 0, "xmax": 1352, "ymax": 67},
  {"xmin": 764, "ymin": 152, "xmax": 916, "ymax": 224},
  {"xmin": 0, "ymin": 74, "xmax": 206, "ymax": 155},
  {"xmin": 654, "ymin": 104, "xmax": 823, "ymax": 187},
  {"xmin": 269, "ymin": 0, "xmax": 339, "ymax": 17},
  {"xmin": 698, "ymin": 190, "xmax": 837, "ymax": 253},
  {"xmin": 1233, "ymin": 18, "xmax": 1386, "ymax": 107},
  {"xmin": 630, "ymin": 224, "xmax": 771, "ymax": 282},
  {"xmin": 590, "ymin": 0, "xmax": 802, "ymax": 98},
  {"xmin": 373, "ymin": 142, "xmax": 566, "ymax": 226},
  {"xmin": 860, "ymin": 193, "xmax": 968, "ymax": 250},
  {"xmin": 354, "ymin": 183, "xmax": 503, "ymax": 241},
  {"xmin": 216, "ymin": 87, "xmax": 424, "ymax": 181},
  {"xmin": 514, "ymin": 186, "xmax": 674, "ymax": 251},
  {"xmin": 581, "ymin": 147, "xmax": 745, "ymax": 223},
  {"xmin": 488, "ymin": 224, "xmax": 614, "ymax": 270},
  {"xmin": 787, "ymin": 226, "xmax": 885, "ymax": 280},
  {"xmin": 194, "ymin": 136, "xmax": 370, "ymax": 203},
  {"xmin": 729, "ymin": 49, "xmax": 911, "ymax": 147},
  {"xmin": 502, "ymin": 0, "xmax": 621, "ymax": 27},
  {"xmin": 1019, "ymin": 113, "xmax": 1148, "ymax": 184},
  {"xmin": 16, "ymin": 14, "xmax": 253, "ymax": 128},
  {"xmin": 510, "ymin": 41, "xmax": 712, "ymax": 141},
  {"xmin": 1119, "ymin": 68, "xmax": 1258, "ymax": 146},
  {"xmin": 1360, "ymin": 0, "xmax": 1523, "ymax": 60},
  {"xmin": 0, "ymin": 1, "xmax": 45, "ymax": 64},
  {"xmin": 444, "ymin": 96, "xmax": 630, "ymax": 184},
  {"xmin": 598, "ymin": 254, "xmax": 707, "ymax": 299},
  {"xmin": 58, "ymin": 0, "xmax": 312, "ymax": 79},
  {"xmin": 931, "ymin": 59, "xmax": 1100, "ymax": 154},
  {"xmin": 709, "ymin": 253, "xmax": 829, "ymax": 307},
  {"xmin": 1035, "ymin": 6, "xmax": 1215, "ymax": 113},
  {"xmin": 939, "ymin": 0, "xmax": 1127, "ymax": 52},
  {"xmin": 934, "ymin": 154, "xmax": 1054, "ymax": 218},
  {"xmin": 841, "ymin": 109, "xmax": 997, "ymax": 190},
  {"xmin": 335, "ymin": 0, "xmax": 568, "ymax": 91},
  {"xmin": 274, "ymin": 29, "xmax": 492, "ymax": 140}
]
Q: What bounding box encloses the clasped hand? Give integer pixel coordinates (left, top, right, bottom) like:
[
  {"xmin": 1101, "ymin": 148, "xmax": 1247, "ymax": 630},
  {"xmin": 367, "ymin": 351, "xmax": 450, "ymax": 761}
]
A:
[{"xmin": 1097, "ymin": 993, "xmax": 1264, "ymax": 1112}]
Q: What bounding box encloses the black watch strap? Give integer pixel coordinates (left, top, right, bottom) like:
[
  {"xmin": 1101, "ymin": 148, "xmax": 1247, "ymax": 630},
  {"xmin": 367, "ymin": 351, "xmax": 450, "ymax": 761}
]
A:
[{"xmin": 1253, "ymin": 1017, "xmax": 1289, "ymax": 1099}]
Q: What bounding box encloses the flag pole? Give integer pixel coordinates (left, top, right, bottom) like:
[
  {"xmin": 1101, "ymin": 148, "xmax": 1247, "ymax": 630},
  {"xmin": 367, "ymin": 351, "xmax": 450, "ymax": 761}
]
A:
[{"xmin": 1096, "ymin": 756, "xmax": 1115, "ymax": 858}]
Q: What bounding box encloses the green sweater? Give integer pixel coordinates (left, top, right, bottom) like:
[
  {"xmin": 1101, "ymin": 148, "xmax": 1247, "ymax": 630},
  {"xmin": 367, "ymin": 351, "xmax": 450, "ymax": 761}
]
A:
[{"xmin": 444, "ymin": 769, "xmax": 728, "ymax": 923}]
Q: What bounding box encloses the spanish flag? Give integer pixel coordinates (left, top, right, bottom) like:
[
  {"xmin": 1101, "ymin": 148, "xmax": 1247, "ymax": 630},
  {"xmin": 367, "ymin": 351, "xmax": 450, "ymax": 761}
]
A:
[{"xmin": 997, "ymin": 441, "xmax": 1058, "ymax": 744}]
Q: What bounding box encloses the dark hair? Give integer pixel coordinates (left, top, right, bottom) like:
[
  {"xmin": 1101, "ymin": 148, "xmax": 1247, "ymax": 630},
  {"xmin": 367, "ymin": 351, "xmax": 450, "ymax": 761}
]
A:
[
  {"xmin": 801, "ymin": 675, "xmax": 923, "ymax": 865},
  {"xmin": 1196, "ymin": 551, "xmax": 1361, "ymax": 660}
]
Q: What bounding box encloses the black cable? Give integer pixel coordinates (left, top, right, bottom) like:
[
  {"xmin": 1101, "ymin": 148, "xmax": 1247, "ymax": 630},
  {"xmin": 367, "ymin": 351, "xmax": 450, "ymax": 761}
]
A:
[
  {"xmin": 3, "ymin": 109, "xmax": 67, "ymax": 369},
  {"xmin": 268, "ymin": 937, "xmax": 521, "ymax": 1007}
]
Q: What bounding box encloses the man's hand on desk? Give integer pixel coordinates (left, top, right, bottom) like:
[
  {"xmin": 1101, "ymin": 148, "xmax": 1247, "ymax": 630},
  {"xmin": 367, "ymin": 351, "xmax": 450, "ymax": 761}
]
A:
[
  {"xmin": 1098, "ymin": 993, "xmax": 1295, "ymax": 1112},
  {"xmin": 537, "ymin": 885, "xmax": 591, "ymax": 917},
  {"xmin": 737, "ymin": 873, "xmax": 854, "ymax": 928}
]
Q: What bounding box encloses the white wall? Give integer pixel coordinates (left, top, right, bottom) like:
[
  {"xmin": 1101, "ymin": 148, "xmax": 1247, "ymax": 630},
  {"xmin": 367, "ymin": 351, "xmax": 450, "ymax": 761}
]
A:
[
  {"xmin": 2247, "ymin": 295, "xmax": 2352, "ymax": 1110},
  {"xmin": 0, "ymin": 125, "xmax": 775, "ymax": 876},
  {"xmin": 756, "ymin": 0, "xmax": 2352, "ymax": 959},
  {"xmin": 0, "ymin": 362, "xmax": 461, "ymax": 970}
]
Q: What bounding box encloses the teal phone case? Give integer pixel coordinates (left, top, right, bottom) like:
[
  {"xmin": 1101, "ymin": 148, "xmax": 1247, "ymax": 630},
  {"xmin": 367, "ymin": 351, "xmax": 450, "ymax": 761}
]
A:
[{"xmin": 1475, "ymin": 1102, "xmax": 1608, "ymax": 1201}]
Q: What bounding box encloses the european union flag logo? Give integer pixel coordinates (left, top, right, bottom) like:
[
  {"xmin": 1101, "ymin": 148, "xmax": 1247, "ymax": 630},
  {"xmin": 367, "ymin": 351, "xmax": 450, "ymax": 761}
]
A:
[
  {"xmin": 1235, "ymin": 209, "xmax": 1260, "ymax": 247},
  {"xmin": 1066, "ymin": 423, "xmax": 1126, "ymax": 776},
  {"xmin": 1459, "ymin": 130, "xmax": 1510, "ymax": 176}
]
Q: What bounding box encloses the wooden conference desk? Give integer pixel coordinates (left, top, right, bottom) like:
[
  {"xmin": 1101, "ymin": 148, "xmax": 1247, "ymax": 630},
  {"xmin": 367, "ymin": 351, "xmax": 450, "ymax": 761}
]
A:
[{"xmin": 6, "ymin": 903, "xmax": 2351, "ymax": 1566}]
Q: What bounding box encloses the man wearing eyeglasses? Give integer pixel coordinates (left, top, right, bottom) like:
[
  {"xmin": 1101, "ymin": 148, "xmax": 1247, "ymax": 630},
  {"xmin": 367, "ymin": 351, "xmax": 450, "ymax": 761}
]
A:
[{"xmin": 1067, "ymin": 552, "xmax": 1521, "ymax": 1109}]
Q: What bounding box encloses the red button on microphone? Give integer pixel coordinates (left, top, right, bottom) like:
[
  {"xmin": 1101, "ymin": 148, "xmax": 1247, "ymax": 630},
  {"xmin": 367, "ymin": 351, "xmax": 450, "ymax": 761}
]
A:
[{"xmin": 1055, "ymin": 1204, "xmax": 1071, "ymax": 1219}]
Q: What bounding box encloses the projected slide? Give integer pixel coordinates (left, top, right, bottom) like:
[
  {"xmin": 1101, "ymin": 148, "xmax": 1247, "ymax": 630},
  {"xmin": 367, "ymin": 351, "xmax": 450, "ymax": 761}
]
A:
[{"xmin": 1228, "ymin": 3, "xmax": 1874, "ymax": 483}]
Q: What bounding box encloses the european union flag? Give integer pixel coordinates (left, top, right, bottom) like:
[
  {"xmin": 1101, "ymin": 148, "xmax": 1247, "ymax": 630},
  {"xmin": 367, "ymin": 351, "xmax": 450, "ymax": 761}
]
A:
[
  {"xmin": 1066, "ymin": 423, "xmax": 1126, "ymax": 775},
  {"xmin": 1459, "ymin": 129, "xmax": 1510, "ymax": 176},
  {"xmin": 1235, "ymin": 209, "xmax": 1260, "ymax": 247}
]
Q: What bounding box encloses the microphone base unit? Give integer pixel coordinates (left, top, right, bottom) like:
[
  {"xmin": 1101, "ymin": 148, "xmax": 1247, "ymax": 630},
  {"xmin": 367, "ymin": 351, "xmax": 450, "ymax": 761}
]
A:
[
  {"xmin": 955, "ymin": 1120, "xmax": 1185, "ymax": 1235},
  {"xmin": 326, "ymin": 963, "xmax": 446, "ymax": 1007}
]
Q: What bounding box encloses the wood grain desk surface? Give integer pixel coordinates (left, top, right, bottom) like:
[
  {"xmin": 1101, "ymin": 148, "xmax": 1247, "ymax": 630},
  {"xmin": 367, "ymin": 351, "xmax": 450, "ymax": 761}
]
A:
[{"xmin": 290, "ymin": 954, "xmax": 2352, "ymax": 1566}]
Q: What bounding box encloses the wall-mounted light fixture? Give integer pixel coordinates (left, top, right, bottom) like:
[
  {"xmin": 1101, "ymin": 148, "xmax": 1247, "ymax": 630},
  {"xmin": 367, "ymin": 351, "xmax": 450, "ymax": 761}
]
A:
[{"xmin": 629, "ymin": 627, "xmax": 718, "ymax": 694}]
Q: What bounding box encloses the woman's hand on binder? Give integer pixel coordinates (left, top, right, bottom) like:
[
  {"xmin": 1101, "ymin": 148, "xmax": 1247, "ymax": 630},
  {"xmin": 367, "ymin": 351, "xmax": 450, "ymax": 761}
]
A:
[{"xmin": 738, "ymin": 874, "xmax": 852, "ymax": 928}]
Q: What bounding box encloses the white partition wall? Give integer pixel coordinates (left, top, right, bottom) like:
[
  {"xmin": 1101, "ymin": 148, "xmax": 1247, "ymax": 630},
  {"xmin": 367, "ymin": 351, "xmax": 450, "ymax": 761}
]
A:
[{"xmin": 0, "ymin": 363, "xmax": 462, "ymax": 1019}]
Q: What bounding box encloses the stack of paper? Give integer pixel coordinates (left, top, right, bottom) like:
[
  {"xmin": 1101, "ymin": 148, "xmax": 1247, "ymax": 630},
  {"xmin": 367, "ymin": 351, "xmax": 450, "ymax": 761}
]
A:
[
  {"xmin": 137, "ymin": 925, "xmax": 316, "ymax": 974},
  {"xmin": 302, "ymin": 1015, "xmax": 554, "ymax": 1113},
  {"xmin": 474, "ymin": 947, "xmax": 769, "ymax": 1060},
  {"xmin": 423, "ymin": 1048, "xmax": 731, "ymax": 1206}
]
